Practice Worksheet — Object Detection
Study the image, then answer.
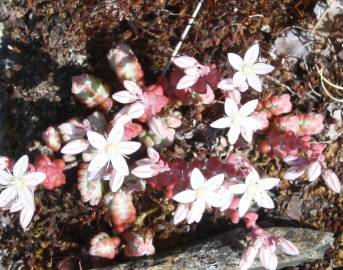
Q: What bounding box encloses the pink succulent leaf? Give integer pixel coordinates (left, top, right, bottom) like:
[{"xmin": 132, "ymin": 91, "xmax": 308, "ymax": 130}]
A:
[
  {"xmin": 307, "ymin": 161, "xmax": 322, "ymax": 182},
  {"xmin": 61, "ymin": 139, "xmax": 89, "ymax": 155},
  {"xmin": 276, "ymin": 237, "xmax": 299, "ymax": 256},
  {"xmin": 89, "ymin": 232, "xmax": 120, "ymax": 259},
  {"xmin": 124, "ymin": 231, "xmax": 155, "ymax": 257},
  {"xmin": 173, "ymin": 56, "xmax": 199, "ymax": 68},
  {"xmin": 104, "ymin": 191, "xmax": 136, "ymax": 233},
  {"xmin": 112, "ymin": 90, "xmax": 138, "ymax": 103},
  {"xmin": 123, "ymin": 80, "xmax": 143, "ymax": 95},
  {"xmin": 284, "ymin": 165, "xmax": 306, "ymax": 180},
  {"xmin": 323, "ymin": 169, "xmax": 341, "ymax": 193}
]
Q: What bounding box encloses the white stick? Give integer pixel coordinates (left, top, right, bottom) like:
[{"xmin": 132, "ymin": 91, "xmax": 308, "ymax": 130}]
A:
[{"xmin": 162, "ymin": 0, "xmax": 205, "ymax": 75}]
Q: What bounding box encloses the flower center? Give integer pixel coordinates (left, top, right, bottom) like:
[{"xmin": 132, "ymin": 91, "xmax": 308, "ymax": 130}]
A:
[
  {"xmin": 232, "ymin": 112, "xmax": 243, "ymax": 123},
  {"xmin": 12, "ymin": 177, "xmax": 26, "ymax": 191},
  {"xmin": 105, "ymin": 143, "xmax": 118, "ymax": 155},
  {"xmin": 197, "ymin": 187, "xmax": 208, "ymax": 198},
  {"xmin": 241, "ymin": 64, "xmax": 253, "ymax": 76}
]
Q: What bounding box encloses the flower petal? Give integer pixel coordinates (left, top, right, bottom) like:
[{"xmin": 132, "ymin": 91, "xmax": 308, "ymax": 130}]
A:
[
  {"xmin": 238, "ymin": 192, "xmax": 253, "ymax": 217},
  {"xmin": 0, "ymin": 187, "xmax": 17, "ymax": 207},
  {"xmin": 147, "ymin": 147, "xmax": 160, "ymax": 162},
  {"xmin": 284, "ymin": 165, "xmax": 306, "ymax": 180},
  {"xmin": 123, "ymin": 80, "xmax": 142, "ymax": 95},
  {"xmin": 132, "ymin": 164, "xmax": 157, "ymax": 178},
  {"xmin": 173, "ymin": 56, "xmax": 198, "ymax": 69},
  {"xmin": 24, "ymin": 172, "xmax": 46, "ymax": 186},
  {"xmin": 61, "ymin": 139, "xmax": 89, "ymax": 155},
  {"xmin": 109, "ymin": 171, "xmax": 125, "ymax": 192},
  {"xmin": 240, "ymin": 246, "xmax": 259, "ymax": 270},
  {"xmin": 20, "ymin": 206, "xmax": 35, "ymax": 229},
  {"xmin": 259, "ymin": 246, "xmax": 278, "ymax": 270},
  {"xmin": 190, "ymin": 168, "xmax": 205, "ymax": 190},
  {"xmin": 173, "ymin": 190, "xmax": 197, "ymax": 203},
  {"xmin": 247, "ymin": 74, "xmax": 262, "ymax": 92},
  {"xmin": 149, "ymin": 117, "xmax": 166, "ymax": 138},
  {"xmin": 13, "ymin": 155, "xmax": 29, "ymax": 178},
  {"xmin": 112, "ymin": 90, "xmax": 138, "ymax": 103},
  {"xmin": 277, "ymin": 238, "xmax": 299, "ymax": 256},
  {"xmin": 110, "ymin": 154, "xmax": 129, "ymax": 175},
  {"xmin": 224, "ymin": 98, "xmax": 239, "ymax": 117},
  {"xmin": 210, "ymin": 117, "xmax": 231, "ymax": 129},
  {"xmin": 254, "ymin": 191, "xmax": 274, "ymax": 209},
  {"xmin": 239, "ymin": 99, "xmax": 258, "ymax": 116},
  {"xmin": 118, "ymin": 141, "xmax": 141, "ymax": 155},
  {"xmin": 88, "ymin": 152, "xmax": 109, "ymax": 173},
  {"xmin": 233, "ymin": 71, "xmax": 246, "ymax": 87},
  {"xmin": 323, "ymin": 169, "xmax": 341, "ymax": 193},
  {"xmin": 18, "ymin": 188, "xmax": 34, "ymax": 209},
  {"xmin": 204, "ymin": 174, "xmax": 224, "ymax": 190},
  {"xmin": 229, "ymin": 184, "xmax": 247, "ymax": 194},
  {"xmin": 87, "ymin": 131, "xmax": 107, "ymax": 150},
  {"xmin": 240, "ymin": 127, "xmax": 254, "ymax": 143},
  {"xmin": 258, "ymin": 178, "xmax": 279, "ymax": 190},
  {"xmin": 307, "ymin": 161, "xmax": 322, "ymax": 182},
  {"xmin": 217, "ymin": 78, "xmax": 234, "ymax": 91},
  {"xmin": 191, "ymin": 198, "xmax": 206, "ymax": 222},
  {"xmin": 252, "ymin": 63, "xmax": 274, "ymax": 74},
  {"xmin": 0, "ymin": 170, "xmax": 12, "ymax": 185},
  {"xmin": 245, "ymin": 170, "xmax": 260, "ymax": 185},
  {"xmin": 244, "ymin": 44, "xmax": 259, "ymax": 65},
  {"xmin": 176, "ymin": 74, "xmax": 199, "ymax": 89},
  {"xmin": 108, "ymin": 123, "xmax": 125, "ymax": 143},
  {"xmin": 228, "ymin": 123, "xmax": 241, "ymax": 145},
  {"xmin": 204, "ymin": 191, "xmax": 224, "ymax": 207},
  {"xmin": 227, "ymin": 53, "xmax": 243, "ymax": 70},
  {"xmin": 173, "ymin": 203, "xmax": 190, "ymax": 225},
  {"xmin": 127, "ymin": 102, "xmax": 145, "ymax": 119}
]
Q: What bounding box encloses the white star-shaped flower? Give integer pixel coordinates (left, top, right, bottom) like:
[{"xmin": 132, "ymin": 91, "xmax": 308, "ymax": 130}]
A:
[
  {"xmin": 210, "ymin": 98, "xmax": 261, "ymax": 145},
  {"xmin": 173, "ymin": 168, "xmax": 224, "ymax": 223},
  {"xmin": 229, "ymin": 170, "xmax": 279, "ymax": 217},
  {"xmin": 228, "ymin": 44, "xmax": 274, "ymax": 92},
  {"xmin": 0, "ymin": 155, "xmax": 46, "ymax": 229},
  {"xmin": 87, "ymin": 123, "xmax": 141, "ymax": 175}
]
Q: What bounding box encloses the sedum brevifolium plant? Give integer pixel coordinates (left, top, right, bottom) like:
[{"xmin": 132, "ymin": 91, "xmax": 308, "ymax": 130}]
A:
[{"xmin": 0, "ymin": 42, "xmax": 341, "ymax": 270}]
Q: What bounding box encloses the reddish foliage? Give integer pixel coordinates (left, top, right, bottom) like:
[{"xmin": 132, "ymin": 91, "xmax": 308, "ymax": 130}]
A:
[{"xmin": 35, "ymin": 155, "xmax": 66, "ymax": 190}]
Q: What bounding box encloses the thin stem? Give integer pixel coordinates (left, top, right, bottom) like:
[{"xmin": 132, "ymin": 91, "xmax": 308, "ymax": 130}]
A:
[{"xmin": 162, "ymin": 0, "xmax": 205, "ymax": 75}]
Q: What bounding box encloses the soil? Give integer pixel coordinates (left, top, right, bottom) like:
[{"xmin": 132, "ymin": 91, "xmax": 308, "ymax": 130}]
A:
[{"xmin": 0, "ymin": 0, "xmax": 342, "ymax": 269}]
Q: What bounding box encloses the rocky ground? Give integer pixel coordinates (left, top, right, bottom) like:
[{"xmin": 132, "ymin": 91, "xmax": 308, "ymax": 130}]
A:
[{"xmin": 0, "ymin": 0, "xmax": 342, "ymax": 269}]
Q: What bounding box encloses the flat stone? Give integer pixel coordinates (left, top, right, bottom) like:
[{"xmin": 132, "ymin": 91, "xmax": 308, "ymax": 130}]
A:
[{"xmin": 95, "ymin": 227, "xmax": 334, "ymax": 270}]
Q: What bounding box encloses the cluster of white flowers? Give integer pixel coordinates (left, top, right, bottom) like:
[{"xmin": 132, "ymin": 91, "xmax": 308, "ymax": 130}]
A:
[{"xmin": 0, "ymin": 155, "xmax": 46, "ymax": 229}]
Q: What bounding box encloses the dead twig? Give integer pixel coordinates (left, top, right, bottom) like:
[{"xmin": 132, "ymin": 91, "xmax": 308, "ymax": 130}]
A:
[{"xmin": 162, "ymin": 0, "xmax": 205, "ymax": 75}]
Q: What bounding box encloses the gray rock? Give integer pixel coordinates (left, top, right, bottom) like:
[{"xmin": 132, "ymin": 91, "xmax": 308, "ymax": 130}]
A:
[{"xmin": 95, "ymin": 227, "xmax": 333, "ymax": 270}]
